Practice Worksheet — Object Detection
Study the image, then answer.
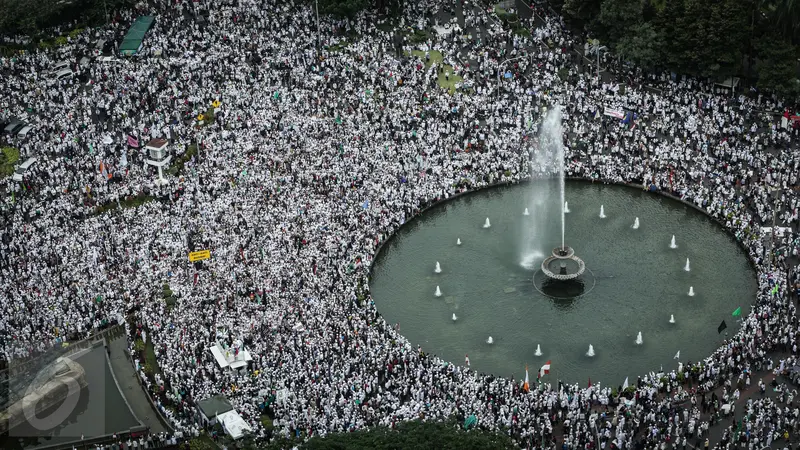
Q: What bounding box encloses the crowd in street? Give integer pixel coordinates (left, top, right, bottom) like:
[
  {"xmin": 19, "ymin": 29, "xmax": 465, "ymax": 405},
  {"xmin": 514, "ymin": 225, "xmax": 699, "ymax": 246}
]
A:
[{"xmin": 1, "ymin": 0, "xmax": 800, "ymax": 448}]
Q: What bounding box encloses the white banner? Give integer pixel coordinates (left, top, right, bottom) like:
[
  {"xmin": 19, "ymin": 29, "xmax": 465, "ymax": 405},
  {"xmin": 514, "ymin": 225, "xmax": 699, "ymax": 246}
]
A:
[{"xmin": 603, "ymin": 107, "xmax": 625, "ymax": 119}]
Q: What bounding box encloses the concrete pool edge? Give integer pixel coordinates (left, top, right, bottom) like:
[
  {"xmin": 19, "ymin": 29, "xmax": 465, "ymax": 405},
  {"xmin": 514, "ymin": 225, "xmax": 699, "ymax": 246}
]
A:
[{"xmin": 366, "ymin": 175, "xmax": 761, "ymax": 375}]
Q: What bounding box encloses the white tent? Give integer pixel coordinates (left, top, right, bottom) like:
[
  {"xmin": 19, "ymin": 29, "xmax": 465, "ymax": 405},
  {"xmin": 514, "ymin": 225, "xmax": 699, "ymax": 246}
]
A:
[
  {"xmin": 208, "ymin": 342, "xmax": 253, "ymax": 370},
  {"xmin": 217, "ymin": 410, "xmax": 253, "ymax": 440}
]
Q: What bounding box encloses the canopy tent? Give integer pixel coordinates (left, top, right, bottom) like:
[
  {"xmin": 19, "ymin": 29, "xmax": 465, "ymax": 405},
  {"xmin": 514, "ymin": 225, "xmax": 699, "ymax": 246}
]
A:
[
  {"xmin": 120, "ymin": 16, "xmax": 155, "ymax": 56},
  {"xmin": 217, "ymin": 410, "xmax": 253, "ymax": 440},
  {"xmin": 208, "ymin": 342, "xmax": 253, "ymax": 370}
]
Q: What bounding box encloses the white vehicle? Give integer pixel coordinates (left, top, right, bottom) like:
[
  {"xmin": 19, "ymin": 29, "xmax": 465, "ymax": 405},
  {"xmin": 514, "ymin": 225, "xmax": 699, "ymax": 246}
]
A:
[
  {"xmin": 16, "ymin": 125, "xmax": 32, "ymax": 136},
  {"xmin": 51, "ymin": 61, "xmax": 70, "ymax": 73},
  {"xmin": 55, "ymin": 68, "xmax": 74, "ymax": 80}
]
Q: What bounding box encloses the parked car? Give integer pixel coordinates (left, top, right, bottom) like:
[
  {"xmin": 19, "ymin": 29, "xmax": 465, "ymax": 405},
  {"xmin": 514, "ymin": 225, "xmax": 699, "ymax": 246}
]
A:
[
  {"xmin": 3, "ymin": 119, "xmax": 24, "ymax": 135},
  {"xmin": 16, "ymin": 125, "xmax": 32, "ymax": 136}
]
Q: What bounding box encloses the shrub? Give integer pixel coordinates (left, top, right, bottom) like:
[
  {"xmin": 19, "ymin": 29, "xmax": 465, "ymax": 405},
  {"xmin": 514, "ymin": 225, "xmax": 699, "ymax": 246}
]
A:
[{"xmin": 0, "ymin": 147, "xmax": 20, "ymax": 177}]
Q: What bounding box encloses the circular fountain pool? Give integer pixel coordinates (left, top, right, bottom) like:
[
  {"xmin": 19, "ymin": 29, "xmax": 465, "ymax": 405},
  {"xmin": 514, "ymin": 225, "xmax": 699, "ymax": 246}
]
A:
[{"xmin": 369, "ymin": 180, "xmax": 757, "ymax": 385}]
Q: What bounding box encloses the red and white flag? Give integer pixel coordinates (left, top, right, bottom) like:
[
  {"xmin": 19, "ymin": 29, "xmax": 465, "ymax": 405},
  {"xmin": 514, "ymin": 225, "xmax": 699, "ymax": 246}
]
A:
[{"xmin": 538, "ymin": 360, "xmax": 551, "ymax": 379}]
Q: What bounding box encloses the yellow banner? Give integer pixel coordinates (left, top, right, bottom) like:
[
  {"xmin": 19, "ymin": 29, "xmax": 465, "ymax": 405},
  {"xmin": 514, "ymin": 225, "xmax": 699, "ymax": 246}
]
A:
[{"xmin": 188, "ymin": 250, "xmax": 211, "ymax": 262}]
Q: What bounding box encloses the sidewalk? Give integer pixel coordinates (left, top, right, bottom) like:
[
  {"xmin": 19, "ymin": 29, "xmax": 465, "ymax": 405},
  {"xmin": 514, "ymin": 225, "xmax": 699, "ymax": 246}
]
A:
[{"xmin": 107, "ymin": 336, "xmax": 168, "ymax": 434}]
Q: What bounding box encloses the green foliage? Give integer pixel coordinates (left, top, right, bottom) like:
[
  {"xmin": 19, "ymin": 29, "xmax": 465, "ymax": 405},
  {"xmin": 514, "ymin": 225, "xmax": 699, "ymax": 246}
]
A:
[
  {"xmin": 264, "ymin": 420, "xmax": 518, "ymax": 450},
  {"xmin": 565, "ymin": 0, "xmax": 800, "ymax": 91},
  {"xmin": 316, "ymin": 0, "xmax": 370, "ymax": 18},
  {"xmin": 562, "ymin": 0, "xmax": 603, "ymax": 27},
  {"xmin": 168, "ymin": 144, "xmax": 198, "ymax": 176},
  {"xmin": 93, "ymin": 194, "xmax": 155, "ymax": 215},
  {"xmin": 133, "ymin": 338, "xmax": 146, "ymax": 353},
  {"xmin": 261, "ymin": 414, "xmax": 274, "ymax": 431},
  {"xmin": 614, "ymin": 22, "xmax": 662, "ymax": 70},
  {"xmin": 144, "ymin": 339, "xmax": 161, "ymax": 375},
  {"xmin": 188, "ymin": 434, "xmax": 217, "ymax": 450},
  {"xmin": 163, "ymin": 283, "xmax": 177, "ymax": 311},
  {"xmin": 0, "ymin": 147, "xmax": 20, "ymax": 178},
  {"xmin": 408, "ymin": 28, "xmax": 431, "ymax": 44},
  {"xmin": 0, "ymin": 0, "xmax": 134, "ymax": 36},
  {"xmin": 755, "ymin": 29, "xmax": 799, "ymax": 97},
  {"xmin": 558, "ymin": 67, "xmax": 570, "ymax": 81}
]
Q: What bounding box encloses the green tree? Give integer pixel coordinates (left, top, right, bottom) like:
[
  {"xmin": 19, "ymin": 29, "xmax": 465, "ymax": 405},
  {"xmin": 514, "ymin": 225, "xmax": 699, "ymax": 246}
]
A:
[
  {"xmin": 755, "ymin": 29, "xmax": 799, "ymax": 97},
  {"xmin": 316, "ymin": 0, "xmax": 370, "ymax": 18},
  {"xmin": 615, "ymin": 22, "xmax": 663, "ymax": 70},
  {"xmin": 592, "ymin": 0, "xmax": 644, "ymax": 48},
  {"xmin": 767, "ymin": 0, "xmax": 800, "ymax": 42},
  {"xmin": 653, "ymin": 0, "xmax": 688, "ymax": 71},
  {"xmin": 562, "ymin": 0, "xmax": 603, "ymax": 29},
  {"xmin": 265, "ymin": 420, "xmax": 518, "ymax": 450}
]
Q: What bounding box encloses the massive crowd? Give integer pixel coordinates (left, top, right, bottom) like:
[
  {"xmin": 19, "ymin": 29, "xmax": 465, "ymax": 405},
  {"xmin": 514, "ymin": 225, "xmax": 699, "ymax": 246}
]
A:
[{"xmin": 1, "ymin": 0, "xmax": 800, "ymax": 448}]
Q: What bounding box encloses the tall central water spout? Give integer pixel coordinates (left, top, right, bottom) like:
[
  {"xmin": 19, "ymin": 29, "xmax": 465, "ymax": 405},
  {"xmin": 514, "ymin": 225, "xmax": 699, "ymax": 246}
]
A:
[
  {"xmin": 521, "ymin": 106, "xmax": 566, "ymax": 268},
  {"xmin": 538, "ymin": 106, "xmax": 567, "ymax": 250}
]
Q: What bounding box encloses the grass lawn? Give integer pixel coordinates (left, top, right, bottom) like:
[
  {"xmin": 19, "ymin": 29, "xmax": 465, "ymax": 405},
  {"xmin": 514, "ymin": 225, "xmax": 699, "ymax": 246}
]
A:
[
  {"xmin": 326, "ymin": 40, "xmax": 351, "ymax": 52},
  {"xmin": 409, "ymin": 49, "xmax": 443, "ymax": 69},
  {"xmin": 145, "ymin": 339, "xmax": 162, "ymax": 376},
  {"xmin": 0, "ymin": 147, "xmax": 20, "ymax": 178},
  {"xmin": 407, "ymin": 50, "xmax": 463, "ymax": 94},
  {"xmin": 437, "ymin": 67, "xmax": 463, "ymax": 95},
  {"xmin": 94, "ymin": 194, "xmax": 155, "ymax": 215}
]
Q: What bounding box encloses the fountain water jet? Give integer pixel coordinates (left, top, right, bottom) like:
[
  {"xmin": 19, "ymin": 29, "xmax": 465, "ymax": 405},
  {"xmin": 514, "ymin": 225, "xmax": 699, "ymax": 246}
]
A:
[
  {"xmin": 635, "ymin": 332, "xmax": 643, "ymax": 345},
  {"xmin": 599, "ymin": 205, "xmax": 606, "ymax": 219},
  {"xmin": 483, "ymin": 218, "xmax": 491, "ymax": 228},
  {"xmin": 486, "ymin": 336, "xmax": 494, "ymax": 344},
  {"xmin": 456, "ymin": 238, "xmax": 461, "ymax": 246},
  {"xmin": 523, "ymin": 208, "xmax": 530, "ymax": 216},
  {"xmin": 684, "ymin": 258, "xmax": 691, "ymax": 272},
  {"xmin": 633, "ymin": 217, "xmax": 640, "ymax": 229},
  {"xmin": 564, "ymin": 201, "xmax": 570, "ymax": 213},
  {"xmin": 452, "ymin": 313, "xmax": 458, "ymax": 322},
  {"xmin": 521, "ymin": 106, "xmax": 569, "ymax": 267},
  {"xmin": 586, "ymin": 345, "xmax": 595, "ymax": 357},
  {"xmin": 435, "ymin": 262, "xmax": 442, "ymax": 273},
  {"xmin": 435, "ymin": 286, "xmax": 442, "ymax": 297},
  {"xmin": 670, "ymin": 235, "xmax": 677, "ymax": 249},
  {"xmin": 688, "ymin": 286, "xmax": 695, "ymax": 296},
  {"xmin": 535, "ymin": 344, "xmax": 542, "ymax": 356},
  {"xmin": 669, "ymin": 314, "xmax": 676, "ymax": 324}
]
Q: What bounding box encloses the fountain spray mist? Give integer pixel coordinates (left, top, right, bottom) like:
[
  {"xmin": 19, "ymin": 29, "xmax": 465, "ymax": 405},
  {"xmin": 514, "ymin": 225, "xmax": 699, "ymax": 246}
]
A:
[{"xmin": 522, "ymin": 106, "xmax": 566, "ymax": 268}]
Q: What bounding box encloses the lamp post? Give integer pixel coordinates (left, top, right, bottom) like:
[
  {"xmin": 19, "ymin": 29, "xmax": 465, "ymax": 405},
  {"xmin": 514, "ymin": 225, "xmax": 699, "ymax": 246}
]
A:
[
  {"xmin": 315, "ymin": 0, "xmax": 321, "ymax": 58},
  {"xmin": 768, "ymin": 188, "xmax": 782, "ymax": 273},
  {"xmin": 496, "ymin": 55, "xmax": 529, "ymax": 101},
  {"xmin": 588, "ymin": 40, "xmax": 607, "ymax": 80}
]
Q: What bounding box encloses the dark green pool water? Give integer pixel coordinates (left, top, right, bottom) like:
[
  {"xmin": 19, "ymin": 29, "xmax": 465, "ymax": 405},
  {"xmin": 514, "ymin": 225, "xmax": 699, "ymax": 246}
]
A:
[{"xmin": 370, "ymin": 181, "xmax": 757, "ymax": 385}]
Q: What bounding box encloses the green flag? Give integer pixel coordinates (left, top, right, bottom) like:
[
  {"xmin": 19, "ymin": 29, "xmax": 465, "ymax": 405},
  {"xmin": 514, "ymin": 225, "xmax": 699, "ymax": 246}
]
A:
[
  {"xmin": 464, "ymin": 415, "xmax": 477, "ymax": 430},
  {"xmin": 732, "ymin": 307, "xmax": 741, "ymax": 317},
  {"xmin": 771, "ymin": 284, "xmax": 779, "ymax": 295},
  {"xmin": 335, "ymin": 115, "xmax": 342, "ymax": 125}
]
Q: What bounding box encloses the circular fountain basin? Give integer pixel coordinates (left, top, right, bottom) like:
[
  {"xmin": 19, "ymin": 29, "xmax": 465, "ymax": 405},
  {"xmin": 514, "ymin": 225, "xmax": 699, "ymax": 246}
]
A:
[{"xmin": 369, "ymin": 180, "xmax": 757, "ymax": 384}]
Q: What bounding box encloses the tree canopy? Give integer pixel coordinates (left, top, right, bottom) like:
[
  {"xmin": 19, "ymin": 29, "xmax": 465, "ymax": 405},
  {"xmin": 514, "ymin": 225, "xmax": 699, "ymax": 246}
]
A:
[
  {"xmin": 265, "ymin": 420, "xmax": 519, "ymax": 450},
  {"xmin": 562, "ymin": 0, "xmax": 800, "ymax": 98}
]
